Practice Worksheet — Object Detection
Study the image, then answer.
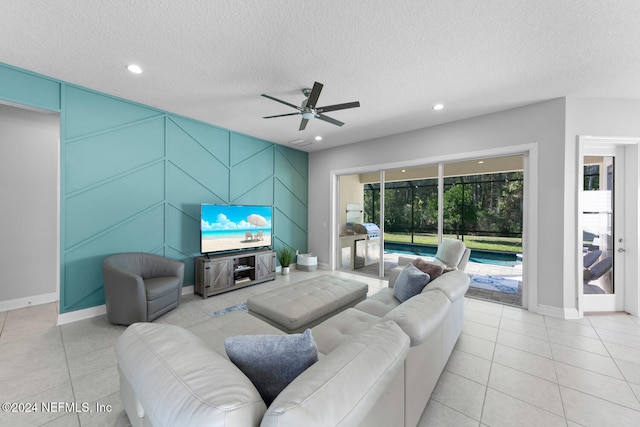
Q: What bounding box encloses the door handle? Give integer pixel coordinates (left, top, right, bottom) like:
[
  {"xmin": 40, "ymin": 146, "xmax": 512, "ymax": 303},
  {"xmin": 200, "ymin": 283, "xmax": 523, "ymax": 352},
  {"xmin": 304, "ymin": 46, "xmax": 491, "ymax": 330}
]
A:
[{"xmin": 618, "ymin": 248, "xmax": 626, "ymax": 253}]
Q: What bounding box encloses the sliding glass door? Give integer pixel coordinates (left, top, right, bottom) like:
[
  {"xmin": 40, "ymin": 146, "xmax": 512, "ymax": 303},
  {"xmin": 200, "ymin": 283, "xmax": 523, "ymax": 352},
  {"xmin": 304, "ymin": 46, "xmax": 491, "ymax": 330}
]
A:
[
  {"xmin": 337, "ymin": 172, "xmax": 382, "ymax": 276},
  {"xmin": 335, "ymin": 154, "xmax": 525, "ymax": 307}
]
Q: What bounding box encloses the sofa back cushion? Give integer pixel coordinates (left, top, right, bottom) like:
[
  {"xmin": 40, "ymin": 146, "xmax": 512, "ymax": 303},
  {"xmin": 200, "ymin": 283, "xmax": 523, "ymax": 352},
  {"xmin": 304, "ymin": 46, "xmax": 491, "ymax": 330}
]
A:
[
  {"xmin": 104, "ymin": 253, "xmax": 144, "ymax": 276},
  {"xmin": 422, "ymin": 269, "xmax": 470, "ymax": 302},
  {"xmin": 116, "ymin": 323, "xmax": 266, "ymax": 427},
  {"xmin": 382, "ymin": 290, "xmax": 451, "ymax": 346},
  {"xmin": 261, "ymin": 321, "xmax": 410, "ymax": 427},
  {"xmin": 103, "ymin": 252, "xmax": 184, "ymax": 280},
  {"xmin": 434, "ymin": 238, "xmax": 466, "ymax": 268}
]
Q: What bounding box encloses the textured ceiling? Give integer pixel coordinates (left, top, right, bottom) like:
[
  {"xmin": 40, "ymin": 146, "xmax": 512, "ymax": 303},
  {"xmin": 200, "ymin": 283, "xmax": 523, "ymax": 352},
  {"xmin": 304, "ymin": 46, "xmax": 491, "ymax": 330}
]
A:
[{"xmin": 2, "ymin": 1, "xmax": 640, "ymax": 151}]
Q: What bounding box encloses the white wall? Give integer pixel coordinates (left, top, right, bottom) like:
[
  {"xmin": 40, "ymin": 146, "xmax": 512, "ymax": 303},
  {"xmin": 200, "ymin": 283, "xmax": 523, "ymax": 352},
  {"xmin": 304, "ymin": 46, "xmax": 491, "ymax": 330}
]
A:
[
  {"xmin": 309, "ymin": 99, "xmax": 567, "ymax": 310},
  {"xmin": 0, "ymin": 103, "xmax": 59, "ymax": 309}
]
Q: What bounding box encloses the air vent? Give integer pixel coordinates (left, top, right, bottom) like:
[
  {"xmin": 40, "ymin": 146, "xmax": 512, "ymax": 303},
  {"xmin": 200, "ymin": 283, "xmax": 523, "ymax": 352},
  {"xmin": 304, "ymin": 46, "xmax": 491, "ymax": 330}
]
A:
[{"xmin": 289, "ymin": 139, "xmax": 312, "ymax": 147}]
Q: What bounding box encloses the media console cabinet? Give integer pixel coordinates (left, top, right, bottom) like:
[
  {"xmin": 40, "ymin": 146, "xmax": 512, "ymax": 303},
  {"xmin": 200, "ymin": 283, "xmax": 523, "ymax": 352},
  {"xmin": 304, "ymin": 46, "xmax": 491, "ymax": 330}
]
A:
[{"xmin": 194, "ymin": 249, "xmax": 276, "ymax": 298}]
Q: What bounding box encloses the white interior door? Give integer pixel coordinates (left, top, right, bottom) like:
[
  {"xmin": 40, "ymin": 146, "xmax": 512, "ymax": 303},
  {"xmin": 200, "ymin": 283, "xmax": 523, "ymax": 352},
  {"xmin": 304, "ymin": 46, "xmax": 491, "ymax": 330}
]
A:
[{"xmin": 581, "ymin": 144, "xmax": 625, "ymax": 312}]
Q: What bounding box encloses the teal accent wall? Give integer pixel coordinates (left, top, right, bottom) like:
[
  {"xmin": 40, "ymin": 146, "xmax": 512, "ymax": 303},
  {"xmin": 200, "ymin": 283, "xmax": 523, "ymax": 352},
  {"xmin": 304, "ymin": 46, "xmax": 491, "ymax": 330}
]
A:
[{"xmin": 0, "ymin": 62, "xmax": 308, "ymax": 314}]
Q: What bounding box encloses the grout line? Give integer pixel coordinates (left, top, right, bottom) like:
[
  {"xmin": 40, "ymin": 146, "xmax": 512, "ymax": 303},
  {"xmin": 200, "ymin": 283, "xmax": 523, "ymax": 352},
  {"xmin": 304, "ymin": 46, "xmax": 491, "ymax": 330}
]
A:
[
  {"xmin": 57, "ymin": 318, "xmax": 82, "ymax": 427},
  {"xmin": 588, "ymin": 318, "xmax": 640, "ymax": 407},
  {"xmin": 543, "ymin": 312, "xmax": 569, "ymax": 424}
]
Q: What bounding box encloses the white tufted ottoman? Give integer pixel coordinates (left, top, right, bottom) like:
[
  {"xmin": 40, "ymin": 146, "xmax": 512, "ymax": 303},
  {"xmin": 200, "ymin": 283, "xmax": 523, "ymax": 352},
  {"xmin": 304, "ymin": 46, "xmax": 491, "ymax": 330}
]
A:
[{"xmin": 247, "ymin": 275, "xmax": 369, "ymax": 333}]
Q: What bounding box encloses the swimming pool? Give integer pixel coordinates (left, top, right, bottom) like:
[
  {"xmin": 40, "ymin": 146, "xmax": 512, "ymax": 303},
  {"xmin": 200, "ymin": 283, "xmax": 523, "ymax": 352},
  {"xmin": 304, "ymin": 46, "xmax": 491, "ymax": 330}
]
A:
[{"xmin": 384, "ymin": 242, "xmax": 520, "ymax": 267}]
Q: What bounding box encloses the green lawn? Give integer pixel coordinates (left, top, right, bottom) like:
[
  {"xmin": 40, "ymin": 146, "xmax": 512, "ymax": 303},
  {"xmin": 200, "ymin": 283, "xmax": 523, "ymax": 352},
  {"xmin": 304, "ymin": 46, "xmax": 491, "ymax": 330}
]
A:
[{"xmin": 384, "ymin": 232, "xmax": 522, "ymax": 253}]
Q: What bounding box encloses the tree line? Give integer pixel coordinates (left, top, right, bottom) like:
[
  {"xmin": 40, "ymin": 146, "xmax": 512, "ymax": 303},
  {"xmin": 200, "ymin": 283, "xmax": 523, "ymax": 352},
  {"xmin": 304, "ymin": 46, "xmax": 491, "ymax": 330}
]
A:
[{"xmin": 364, "ymin": 172, "xmax": 523, "ymax": 237}]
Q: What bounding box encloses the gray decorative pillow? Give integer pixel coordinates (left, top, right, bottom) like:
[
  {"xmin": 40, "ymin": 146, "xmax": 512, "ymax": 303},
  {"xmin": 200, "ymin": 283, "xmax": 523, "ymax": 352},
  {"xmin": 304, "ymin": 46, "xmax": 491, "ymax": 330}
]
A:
[
  {"xmin": 393, "ymin": 263, "xmax": 430, "ymax": 302},
  {"xmin": 224, "ymin": 329, "xmax": 319, "ymax": 405}
]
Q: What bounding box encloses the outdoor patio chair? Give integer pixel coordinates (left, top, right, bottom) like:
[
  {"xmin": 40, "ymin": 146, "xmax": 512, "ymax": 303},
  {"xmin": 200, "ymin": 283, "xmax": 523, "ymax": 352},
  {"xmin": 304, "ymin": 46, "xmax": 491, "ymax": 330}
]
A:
[
  {"xmin": 583, "ymin": 256, "xmax": 612, "ymax": 283},
  {"xmin": 583, "ymin": 250, "xmax": 602, "ymax": 268}
]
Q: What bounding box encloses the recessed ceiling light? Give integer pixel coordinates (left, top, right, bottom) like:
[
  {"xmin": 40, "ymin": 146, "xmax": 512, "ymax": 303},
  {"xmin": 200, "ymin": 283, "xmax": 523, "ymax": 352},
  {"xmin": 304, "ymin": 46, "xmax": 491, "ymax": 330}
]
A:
[
  {"xmin": 433, "ymin": 103, "xmax": 444, "ymax": 111},
  {"xmin": 401, "ymin": 169, "xmax": 406, "ymax": 173},
  {"xmin": 478, "ymin": 161, "xmax": 485, "ymax": 164},
  {"xmin": 126, "ymin": 64, "xmax": 143, "ymax": 74},
  {"xmin": 314, "ymin": 136, "xmax": 322, "ymax": 141}
]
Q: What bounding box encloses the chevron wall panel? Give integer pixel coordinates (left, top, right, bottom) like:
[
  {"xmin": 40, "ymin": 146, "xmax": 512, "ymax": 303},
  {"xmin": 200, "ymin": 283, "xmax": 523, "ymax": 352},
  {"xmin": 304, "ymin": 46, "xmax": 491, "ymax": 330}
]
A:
[
  {"xmin": 65, "ymin": 162, "xmax": 165, "ymax": 249},
  {"xmin": 229, "ymin": 147, "xmax": 274, "ymax": 202},
  {"xmin": 167, "ymin": 118, "xmax": 230, "ymax": 201},
  {"xmin": 63, "ymin": 205, "xmax": 166, "ymax": 310},
  {"xmin": 170, "ymin": 116, "xmax": 230, "ymax": 165},
  {"xmin": 65, "ymin": 86, "xmax": 162, "ymax": 139},
  {"xmin": 230, "ymin": 133, "xmax": 273, "ymax": 166},
  {"xmin": 0, "ymin": 62, "xmax": 308, "ymax": 314},
  {"xmin": 65, "ymin": 117, "xmax": 165, "ymax": 192},
  {"xmin": 273, "ymin": 147, "xmax": 308, "ymax": 254}
]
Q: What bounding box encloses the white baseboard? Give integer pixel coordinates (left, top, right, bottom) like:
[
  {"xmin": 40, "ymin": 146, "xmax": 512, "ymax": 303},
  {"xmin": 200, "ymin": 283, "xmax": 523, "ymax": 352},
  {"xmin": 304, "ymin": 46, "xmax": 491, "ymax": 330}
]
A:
[
  {"xmin": 0, "ymin": 292, "xmax": 58, "ymax": 313},
  {"xmin": 533, "ymin": 304, "xmax": 581, "ymax": 319},
  {"xmin": 57, "ymin": 304, "xmax": 107, "ymax": 325},
  {"xmin": 56, "ymin": 285, "xmax": 195, "ymax": 325}
]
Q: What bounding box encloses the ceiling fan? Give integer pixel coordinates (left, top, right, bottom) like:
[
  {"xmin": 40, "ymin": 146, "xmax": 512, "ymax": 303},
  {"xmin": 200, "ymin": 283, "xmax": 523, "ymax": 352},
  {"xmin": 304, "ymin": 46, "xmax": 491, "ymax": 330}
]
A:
[{"xmin": 261, "ymin": 81, "xmax": 360, "ymax": 131}]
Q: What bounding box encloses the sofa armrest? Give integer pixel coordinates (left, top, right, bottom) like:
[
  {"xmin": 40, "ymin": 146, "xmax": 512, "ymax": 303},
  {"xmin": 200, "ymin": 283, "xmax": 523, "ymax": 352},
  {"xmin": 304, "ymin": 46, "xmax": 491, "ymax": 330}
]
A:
[
  {"xmin": 102, "ymin": 263, "xmax": 147, "ymax": 324},
  {"xmin": 261, "ymin": 321, "xmax": 410, "ymax": 427},
  {"xmin": 388, "ymin": 266, "xmax": 403, "ymax": 288},
  {"xmin": 116, "ymin": 323, "xmax": 266, "ymax": 427},
  {"xmin": 457, "ymin": 248, "xmax": 471, "ymax": 272}
]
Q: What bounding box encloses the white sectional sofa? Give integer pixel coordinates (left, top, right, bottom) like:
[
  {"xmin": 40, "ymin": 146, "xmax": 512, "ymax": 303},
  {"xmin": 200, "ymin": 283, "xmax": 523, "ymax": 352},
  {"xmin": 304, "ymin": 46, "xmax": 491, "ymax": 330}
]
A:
[
  {"xmin": 116, "ymin": 315, "xmax": 409, "ymax": 427},
  {"xmin": 313, "ymin": 269, "xmax": 469, "ymax": 427},
  {"xmin": 114, "ymin": 241, "xmax": 470, "ymax": 427}
]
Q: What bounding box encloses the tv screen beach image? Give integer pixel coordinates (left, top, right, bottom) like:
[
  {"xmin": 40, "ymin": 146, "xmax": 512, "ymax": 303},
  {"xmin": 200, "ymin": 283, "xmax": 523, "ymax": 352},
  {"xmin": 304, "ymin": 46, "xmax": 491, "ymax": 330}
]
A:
[{"xmin": 201, "ymin": 205, "xmax": 272, "ymax": 253}]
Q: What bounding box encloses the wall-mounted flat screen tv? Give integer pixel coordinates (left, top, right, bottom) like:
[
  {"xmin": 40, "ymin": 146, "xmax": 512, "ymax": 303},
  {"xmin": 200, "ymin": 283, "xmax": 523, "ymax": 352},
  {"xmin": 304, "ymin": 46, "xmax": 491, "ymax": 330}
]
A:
[{"xmin": 200, "ymin": 204, "xmax": 273, "ymax": 254}]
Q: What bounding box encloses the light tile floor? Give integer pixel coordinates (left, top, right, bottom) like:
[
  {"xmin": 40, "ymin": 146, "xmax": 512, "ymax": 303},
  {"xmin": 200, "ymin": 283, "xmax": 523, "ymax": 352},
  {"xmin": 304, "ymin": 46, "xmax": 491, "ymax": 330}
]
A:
[{"xmin": 1, "ymin": 269, "xmax": 640, "ymax": 426}]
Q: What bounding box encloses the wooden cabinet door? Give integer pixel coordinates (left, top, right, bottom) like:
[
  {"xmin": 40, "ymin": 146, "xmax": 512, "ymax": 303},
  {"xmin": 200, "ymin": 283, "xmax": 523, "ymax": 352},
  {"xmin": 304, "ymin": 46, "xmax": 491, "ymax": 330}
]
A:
[
  {"xmin": 255, "ymin": 251, "xmax": 275, "ymax": 281},
  {"xmin": 211, "ymin": 259, "xmax": 233, "ymax": 290}
]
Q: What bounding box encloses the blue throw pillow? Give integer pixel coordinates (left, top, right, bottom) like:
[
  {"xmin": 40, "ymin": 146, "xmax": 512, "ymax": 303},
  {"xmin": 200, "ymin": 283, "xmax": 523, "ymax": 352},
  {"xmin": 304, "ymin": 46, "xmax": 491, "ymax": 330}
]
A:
[
  {"xmin": 224, "ymin": 329, "xmax": 319, "ymax": 405},
  {"xmin": 393, "ymin": 263, "xmax": 430, "ymax": 302}
]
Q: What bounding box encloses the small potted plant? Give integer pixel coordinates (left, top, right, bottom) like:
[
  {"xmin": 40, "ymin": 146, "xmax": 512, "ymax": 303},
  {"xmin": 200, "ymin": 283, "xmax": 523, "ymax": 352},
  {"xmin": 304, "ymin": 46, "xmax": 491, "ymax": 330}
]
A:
[{"xmin": 277, "ymin": 246, "xmax": 296, "ymax": 275}]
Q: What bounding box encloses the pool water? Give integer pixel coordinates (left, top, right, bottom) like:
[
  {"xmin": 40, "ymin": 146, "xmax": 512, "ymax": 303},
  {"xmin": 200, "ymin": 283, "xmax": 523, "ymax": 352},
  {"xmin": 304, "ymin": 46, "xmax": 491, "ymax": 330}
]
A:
[{"xmin": 384, "ymin": 242, "xmax": 520, "ymax": 267}]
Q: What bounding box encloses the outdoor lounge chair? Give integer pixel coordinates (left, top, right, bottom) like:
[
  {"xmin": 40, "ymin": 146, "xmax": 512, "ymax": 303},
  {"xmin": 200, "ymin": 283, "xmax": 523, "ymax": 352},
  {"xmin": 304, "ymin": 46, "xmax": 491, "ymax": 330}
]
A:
[
  {"xmin": 583, "ymin": 256, "xmax": 612, "ymax": 283},
  {"xmin": 583, "ymin": 250, "xmax": 602, "ymax": 268}
]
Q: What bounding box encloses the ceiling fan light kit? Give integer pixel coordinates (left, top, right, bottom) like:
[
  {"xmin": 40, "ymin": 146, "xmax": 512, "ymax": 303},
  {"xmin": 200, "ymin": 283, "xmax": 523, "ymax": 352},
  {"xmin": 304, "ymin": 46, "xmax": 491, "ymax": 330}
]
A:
[{"xmin": 262, "ymin": 81, "xmax": 360, "ymax": 131}]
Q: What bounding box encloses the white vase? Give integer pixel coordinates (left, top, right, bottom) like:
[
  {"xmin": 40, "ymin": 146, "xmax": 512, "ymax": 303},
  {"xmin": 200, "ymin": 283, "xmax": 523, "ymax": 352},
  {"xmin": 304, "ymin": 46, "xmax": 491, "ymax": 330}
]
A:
[{"xmin": 282, "ymin": 266, "xmax": 290, "ymax": 275}]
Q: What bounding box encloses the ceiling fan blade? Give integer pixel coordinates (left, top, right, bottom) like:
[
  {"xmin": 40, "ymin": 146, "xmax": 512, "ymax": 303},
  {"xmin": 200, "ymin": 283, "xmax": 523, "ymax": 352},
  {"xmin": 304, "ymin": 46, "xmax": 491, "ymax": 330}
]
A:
[
  {"xmin": 261, "ymin": 94, "xmax": 302, "ymax": 111},
  {"xmin": 305, "ymin": 82, "xmax": 323, "ymax": 109},
  {"xmin": 316, "ymin": 113, "xmax": 345, "ymax": 127},
  {"xmin": 316, "ymin": 101, "xmax": 360, "ymax": 113},
  {"xmin": 299, "ymin": 118, "xmax": 310, "ymax": 131},
  {"xmin": 263, "ymin": 112, "xmax": 301, "ymax": 119}
]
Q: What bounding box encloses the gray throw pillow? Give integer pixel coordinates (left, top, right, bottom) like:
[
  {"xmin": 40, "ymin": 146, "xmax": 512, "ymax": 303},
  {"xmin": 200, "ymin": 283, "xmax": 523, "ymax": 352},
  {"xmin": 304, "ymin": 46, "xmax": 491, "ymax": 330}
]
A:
[
  {"xmin": 393, "ymin": 263, "xmax": 430, "ymax": 302},
  {"xmin": 224, "ymin": 329, "xmax": 319, "ymax": 405}
]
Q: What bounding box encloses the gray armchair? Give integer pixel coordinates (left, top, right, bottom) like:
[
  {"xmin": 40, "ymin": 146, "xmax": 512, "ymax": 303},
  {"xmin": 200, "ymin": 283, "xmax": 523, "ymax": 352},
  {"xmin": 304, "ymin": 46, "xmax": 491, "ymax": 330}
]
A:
[{"xmin": 102, "ymin": 252, "xmax": 184, "ymax": 325}]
